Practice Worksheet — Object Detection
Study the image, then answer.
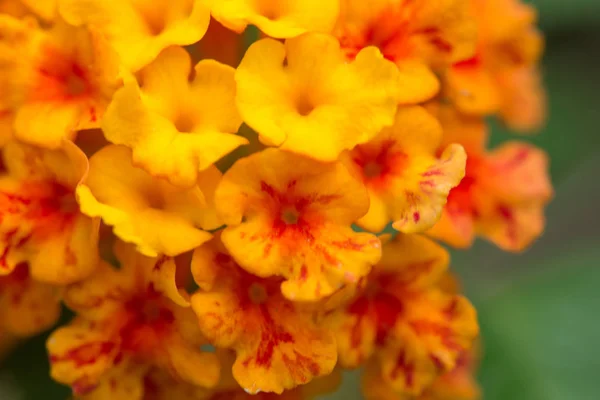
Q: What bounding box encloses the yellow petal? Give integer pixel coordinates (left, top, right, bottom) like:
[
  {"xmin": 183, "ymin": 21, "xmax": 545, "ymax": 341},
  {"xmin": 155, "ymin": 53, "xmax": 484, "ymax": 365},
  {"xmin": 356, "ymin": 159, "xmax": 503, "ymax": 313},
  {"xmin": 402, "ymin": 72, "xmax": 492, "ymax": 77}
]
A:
[
  {"xmin": 235, "ymin": 34, "xmax": 401, "ymax": 161},
  {"xmin": 59, "ymin": 0, "xmax": 212, "ymax": 72},
  {"xmin": 76, "ymin": 145, "xmax": 214, "ymax": 257},
  {"xmin": 211, "ymin": 0, "xmax": 339, "ymax": 38},
  {"xmin": 103, "ymin": 46, "xmax": 245, "ymax": 187}
]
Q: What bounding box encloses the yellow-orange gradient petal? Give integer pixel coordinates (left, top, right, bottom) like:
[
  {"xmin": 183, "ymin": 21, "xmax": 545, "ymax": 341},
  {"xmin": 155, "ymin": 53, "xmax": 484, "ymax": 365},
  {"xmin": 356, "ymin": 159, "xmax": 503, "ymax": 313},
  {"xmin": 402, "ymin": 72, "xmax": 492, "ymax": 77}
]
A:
[
  {"xmin": 444, "ymin": 0, "xmax": 546, "ymax": 133},
  {"xmin": 0, "ymin": 140, "xmax": 99, "ymax": 284},
  {"xmin": 343, "ymin": 106, "xmax": 466, "ymax": 233},
  {"xmin": 0, "ymin": 264, "xmax": 61, "ymax": 336},
  {"xmin": 475, "ymin": 142, "xmax": 552, "ymax": 251},
  {"xmin": 76, "ymin": 145, "xmax": 216, "ymax": 257},
  {"xmin": 103, "ymin": 46, "xmax": 246, "ymax": 187},
  {"xmin": 0, "ymin": 16, "xmax": 121, "ymax": 148},
  {"xmin": 379, "ymin": 289, "xmax": 478, "ymax": 395},
  {"xmin": 215, "ymin": 148, "xmax": 381, "ymax": 301},
  {"xmin": 235, "ymin": 33, "xmax": 401, "ymax": 161},
  {"xmin": 334, "ymin": 0, "xmax": 477, "ymax": 103},
  {"xmin": 335, "ymin": 234, "xmax": 450, "ymax": 369},
  {"xmin": 59, "ymin": 0, "xmax": 211, "ymax": 72},
  {"xmin": 211, "ymin": 0, "xmax": 339, "ymax": 38},
  {"xmin": 191, "ymin": 236, "xmax": 337, "ymax": 394}
]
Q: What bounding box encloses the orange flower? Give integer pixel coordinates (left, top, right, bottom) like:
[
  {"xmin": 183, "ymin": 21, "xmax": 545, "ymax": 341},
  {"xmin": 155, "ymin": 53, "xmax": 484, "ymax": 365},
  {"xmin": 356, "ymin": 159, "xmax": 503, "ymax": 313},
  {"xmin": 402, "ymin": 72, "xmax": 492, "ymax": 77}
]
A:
[
  {"xmin": 76, "ymin": 145, "xmax": 219, "ymax": 257},
  {"xmin": 334, "ymin": 234, "xmax": 478, "ymax": 395},
  {"xmin": 0, "ymin": 16, "xmax": 121, "ymax": 148},
  {"xmin": 59, "ymin": 0, "xmax": 212, "ymax": 72},
  {"xmin": 235, "ymin": 33, "xmax": 401, "ymax": 161},
  {"xmin": 445, "ymin": 0, "xmax": 546, "ymax": 132},
  {"xmin": 190, "ymin": 235, "xmax": 337, "ymax": 394},
  {"xmin": 362, "ymin": 346, "xmax": 480, "ymax": 400},
  {"xmin": 102, "ymin": 46, "xmax": 246, "ymax": 188},
  {"xmin": 0, "ymin": 264, "xmax": 61, "ymax": 337},
  {"xmin": 214, "ymin": 148, "xmax": 382, "ymax": 301},
  {"xmin": 47, "ymin": 241, "xmax": 220, "ymax": 398},
  {"xmin": 342, "ymin": 106, "xmax": 466, "ymax": 233},
  {"xmin": 0, "ymin": 140, "xmax": 99, "ymax": 284},
  {"xmin": 333, "ymin": 0, "xmax": 477, "ymax": 103},
  {"xmin": 211, "ymin": 0, "xmax": 339, "ymax": 38},
  {"xmin": 427, "ymin": 109, "xmax": 553, "ymax": 251}
]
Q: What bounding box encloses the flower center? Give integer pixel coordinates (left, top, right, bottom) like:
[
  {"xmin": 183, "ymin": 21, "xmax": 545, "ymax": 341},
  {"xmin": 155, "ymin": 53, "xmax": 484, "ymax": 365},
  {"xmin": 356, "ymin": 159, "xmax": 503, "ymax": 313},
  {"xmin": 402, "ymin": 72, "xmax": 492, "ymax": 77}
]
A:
[
  {"xmin": 248, "ymin": 282, "xmax": 268, "ymax": 305},
  {"xmin": 295, "ymin": 95, "xmax": 315, "ymax": 117},
  {"xmin": 281, "ymin": 207, "xmax": 299, "ymax": 225},
  {"xmin": 65, "ymin": 73, "xmax": 87, "ymax": 97},
  {"xmin": 174, "ymin": 113, "xmax": 196, "ymax": 133},
  {"xmin": 363, "ymin": 161, "xmax": 383, "ymax": 178}
]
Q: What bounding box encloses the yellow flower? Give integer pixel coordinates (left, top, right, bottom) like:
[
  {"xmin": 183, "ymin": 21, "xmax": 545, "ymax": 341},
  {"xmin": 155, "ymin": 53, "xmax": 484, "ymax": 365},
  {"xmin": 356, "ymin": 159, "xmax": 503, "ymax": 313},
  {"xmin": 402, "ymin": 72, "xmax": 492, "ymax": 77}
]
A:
[
  {"xmin": 214, "ymin": 148, "xmax": 381, "ymax": 301},
  {"xmin": 59, "ymin": 0, "xmax": 211, "ymax": 72},
  {"xmin": 235, "ymin": 33, "xmax": 401, "ymax": 161},
  {"xmin": 342, "ymin": 106, "xmax": 466, "ymax": 233},
  {"xmin": 0, "ymin": 16, "xmax": 121, "ymax": 148},
  {"xmin": 333, "ymin": 0, "xmax": 477, "ymax": 103},
  {"xmin": 0, "ymin": 264, "xmax": 61, "ymax": 337},
  {"xmin": 191, "ymin": 235, "xmax": 337, "ymax": 394},
  {"xmin": 334, "ymin": 234, "xmax": 478, "ymax": 395},
  {"xmin": 211, "ymin": 0, "xmax": 339, "ymax": 38},
  {"xmin": 103, "ymin": 46, "xmax": 246, "ymax": 188},
  {"xmin": 0, "ymin": 140, "xmax": 99, "ymax": 284},
  {"xmin": 47, "ymin": 242, "xmax": 220, "ymax": 398},
  {"xmin": 76, "ymin": 144, "xmax": 220, "ymax": 257}
]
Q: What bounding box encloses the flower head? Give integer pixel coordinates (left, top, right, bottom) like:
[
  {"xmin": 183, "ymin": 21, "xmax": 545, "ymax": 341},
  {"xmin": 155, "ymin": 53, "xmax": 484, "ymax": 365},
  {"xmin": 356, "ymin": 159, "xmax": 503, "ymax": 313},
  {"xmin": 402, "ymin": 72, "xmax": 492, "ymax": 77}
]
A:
[
  {"xmin": 47, "ymin": 241, "xmax": 220, "ymax": 397},
  {"xmin": 334, "ymin": 0, "xmax": 477, "ymax": 103},
  {"xmin": 102, "ymin": 46, "xmax": 246, "ymax": 187},
  {"xmin": 215, "ymin": 148, "xmax": 382, "ymax": 301},
  {"xmin": 427, "ymin": 108, "xmax": 553, "ymax": 251},
  {"xmin": 0, "ymin": 140, "xmax": 99, "ymax": 283},
  {"xmin": 76, "ymin": 144, "xmax": 220, "ymax": 257},
  {"xmin": 343, "ymin": 106, "xmax": 466, "ymax": 233},
  {"xmin": 211, "ymin": 0, "xmax": 339, "ymax": 38},
  {"xmin": 235, "ymin": 33, "xmax": 401, "ymax": 161},
  {"xmin": 0, "ymin": 16, "xmax": 121, "ymax": 148},
  {"xmin": 191, "ymin": 235, "xmax": 337, "ymax": 394},
  {"xmin": 334, "ymin": 234, "xmax": 478, "ymax": 395},
  {"xmin": 59, "ymin": 0, "xmax": 211, "ymax": 72}
]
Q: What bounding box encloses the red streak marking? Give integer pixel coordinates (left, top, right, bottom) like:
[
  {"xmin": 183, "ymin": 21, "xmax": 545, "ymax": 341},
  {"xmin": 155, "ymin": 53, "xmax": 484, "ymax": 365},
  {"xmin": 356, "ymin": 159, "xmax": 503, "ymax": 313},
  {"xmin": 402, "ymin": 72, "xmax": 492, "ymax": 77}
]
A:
[
  {"xmin": 413, "ymin": 212, "xmax": 420, "ymax": 223},
  {"xmin": 50, "ymin": 341, "xmax": 116, "ymax": 367},
  {"xmin": 330, "ymin": 238, "xmax": 364, "ymax": 251},
  {"xmin": 391, "ymin": 349, "xmax": 414, "ymax": 388},
  {"xmin": 247, "ymin": 305, "xmax": 294, "ymax": 368}
]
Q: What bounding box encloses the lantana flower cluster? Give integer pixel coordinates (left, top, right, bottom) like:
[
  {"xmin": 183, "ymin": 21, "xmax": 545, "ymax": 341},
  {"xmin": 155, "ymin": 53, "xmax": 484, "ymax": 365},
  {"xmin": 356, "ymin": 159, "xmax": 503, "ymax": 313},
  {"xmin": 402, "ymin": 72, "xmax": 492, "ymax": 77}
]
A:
[{"xmin": 0, "ymin": 0, "xmax": 552, "ymax": 399}]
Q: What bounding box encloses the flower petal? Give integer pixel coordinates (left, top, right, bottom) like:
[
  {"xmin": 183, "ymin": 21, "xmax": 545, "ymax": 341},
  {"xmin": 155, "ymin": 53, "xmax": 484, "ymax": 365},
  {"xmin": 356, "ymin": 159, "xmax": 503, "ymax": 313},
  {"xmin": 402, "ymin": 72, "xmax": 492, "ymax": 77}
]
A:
[
  {"xmin": 76, "ymin": 145, "xmax": 214, "ymax": 257},
  {"xmin": 59, "ymin": 0, "xmax": 212, "ymax": 72},
  {"xmin": 235, "ymin": 34, "xmax": 401, "ymax": 161},
  {"xmin": 211, "ymin": 0, "xmax": 339, "ymax": 38}
]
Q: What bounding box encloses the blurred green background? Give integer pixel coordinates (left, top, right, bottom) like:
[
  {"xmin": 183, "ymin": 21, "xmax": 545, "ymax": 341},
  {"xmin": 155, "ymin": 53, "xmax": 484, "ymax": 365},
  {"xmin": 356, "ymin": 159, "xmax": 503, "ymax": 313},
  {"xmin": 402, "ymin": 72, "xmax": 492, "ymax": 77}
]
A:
[{"xmin": 2, "ymin": 0, "xmax": 600, "ymax": 399}]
